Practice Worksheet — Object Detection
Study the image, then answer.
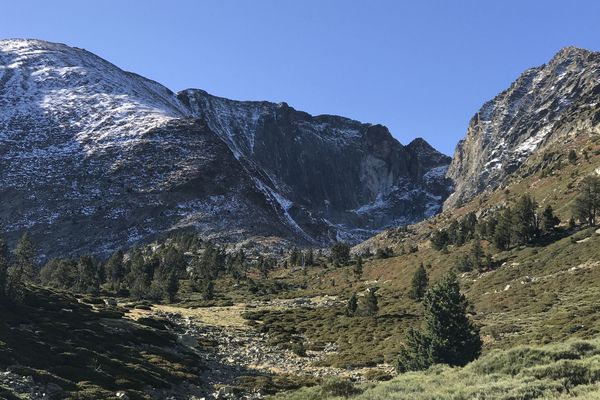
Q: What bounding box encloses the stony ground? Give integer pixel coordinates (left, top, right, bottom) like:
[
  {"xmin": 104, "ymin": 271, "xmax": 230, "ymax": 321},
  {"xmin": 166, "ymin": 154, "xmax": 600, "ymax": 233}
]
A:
[{"xmin": 128, "ymin": 297, "xmax": 394, "ymax": 399}]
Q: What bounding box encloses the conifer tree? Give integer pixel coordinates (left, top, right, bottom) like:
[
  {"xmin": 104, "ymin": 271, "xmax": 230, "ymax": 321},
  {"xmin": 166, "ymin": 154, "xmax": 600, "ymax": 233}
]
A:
[
  {"xmin": 409, "ymin": 263, "xmax": 428, "ymax": 300},
  {"xmin": 165, "ymin": 270, "xmax": 179, "ymax": 303},
  {"xmin": 470, "ymin": 239, "xmax": 484, "ymax": 271},
  {"xmin": 0, "ymin": 236, "xmax": 9, "ymax": 300},
  {"xmin": 568, "ymin": 149, "xmax": 578, "ymax": 165},
  {"xmin": 511, "ymin": 195, "xmax": 539, "ymax": 245},
  {"xmin": 331, "ymin": 242, "xmax": 351, "ymax": 266},
  {"xmin": 305, "ymin": 249, "xmax": 314, "ymax": 266},
  {"xmin": 15, "ymin": 232, "xmax": 37, "ymax": 282},
  {"xmin": 76, "ymin": 255, "xmax": 100, "ymax": 294},
  {"xmin": 493, "ymin": 208, "xmax": 512, "ymax": 250},
  {"xmin": 430, "ymin": 229, "xmax": 449, "ymax": 251},
  {"xmin": 353, "ymin": 256, "xmax": 363, "ymax": 280},
  {"xmin": 540, "ymin": 205, "xmax": 560, "ymax": 233},
  {"xmin": 574, "ymin": 175, "xmax": 600, "ymax": 226},
  {"xmin": 364, "ymin": 288, "xmax": 379, "ymax": 316},
  {"xmin": 104, "ymin": 249, "xmax": 125, "ymax": 291},
  {"xmin": 397, "ymin": 272, "xmax": 481, "ymax": 372},
  {"xmin": 346, "ymin": 293, "xmax": 358, "ymax": 316}
]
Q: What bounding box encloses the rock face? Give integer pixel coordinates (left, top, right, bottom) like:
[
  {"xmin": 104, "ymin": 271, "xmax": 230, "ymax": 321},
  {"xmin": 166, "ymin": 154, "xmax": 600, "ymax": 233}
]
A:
[
  {"xmin": 445, "ymin": 47, "xmax": 600, "ymax": 208},
  {"xmin": 0, "ymin": 39, "xmax": 451, "ymax": 257}
]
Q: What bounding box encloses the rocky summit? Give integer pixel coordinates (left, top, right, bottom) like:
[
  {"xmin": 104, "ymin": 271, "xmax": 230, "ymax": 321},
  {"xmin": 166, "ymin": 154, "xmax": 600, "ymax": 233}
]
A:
[
  {"xmin": 0, "ymin": 39, "xmax": 451, "ymax": 258},
  {"xmin": 445, "ymin": 46, "xmax": 600, "ymax": 208}
]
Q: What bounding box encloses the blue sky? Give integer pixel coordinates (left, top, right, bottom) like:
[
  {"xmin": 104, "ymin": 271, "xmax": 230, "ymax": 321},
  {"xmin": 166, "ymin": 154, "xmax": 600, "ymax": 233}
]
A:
[{"xmin": 1, "ymin": 1, "xmax": 599, "ymax": 155}]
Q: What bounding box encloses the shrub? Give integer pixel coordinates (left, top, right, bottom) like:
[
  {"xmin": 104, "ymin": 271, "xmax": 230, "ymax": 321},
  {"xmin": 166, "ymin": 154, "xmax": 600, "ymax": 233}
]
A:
[{"xmin": 320, "ymin": 378, "xmax": 362, "ymax": 398}]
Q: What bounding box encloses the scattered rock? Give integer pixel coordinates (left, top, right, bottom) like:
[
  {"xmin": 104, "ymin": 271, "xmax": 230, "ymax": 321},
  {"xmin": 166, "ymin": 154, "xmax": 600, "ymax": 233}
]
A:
[
  {"xmin": 104, "ymin": 298, "xmax": 118, "ymax": 307},
  {"xmin": 177, "ymin": 333, "xmax": 199, "ymax": 348}
]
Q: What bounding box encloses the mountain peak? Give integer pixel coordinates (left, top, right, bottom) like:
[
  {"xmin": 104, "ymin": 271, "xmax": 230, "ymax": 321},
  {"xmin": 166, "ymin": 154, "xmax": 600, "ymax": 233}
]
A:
[
  {"xmin": 551, "ymin": 45, "xmax": 593, "ymax": 61},
  {"xmin": 445, "ymin": 45, "xmax": 600, "ymax": 209},
  {"xmin": 0, "ymin": 39, "xmax": 451, "ymax": 256}
]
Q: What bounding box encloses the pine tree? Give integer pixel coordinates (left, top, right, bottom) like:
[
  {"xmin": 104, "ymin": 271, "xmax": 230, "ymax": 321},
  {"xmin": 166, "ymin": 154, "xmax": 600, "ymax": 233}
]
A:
[
  {"xmin": 203, "ymin": 279, "xmax": 215, "ymax": 300},
  {"xmin": 104, "ymin": 249, "xmax": 125, "ymax": 291},
  {"xmin": 364, "ymin": 288, "xmax": 379, "ymax": 316},
  {"xmin": 0, "ymin": 236, "xmax": 9, "ymax": 301},
  {"xmin": 353, "ymin": 256, "xmax": 363, "ymax": 280},
  {"xmin": 409, "ymin": 263, "xmax": 428, "ymax": 300},
  {"xmin": 289, "ymin": 247, "xmax": 301, "ymax": 266},
  {"xmin": 165, "ymin": 271, "xmax": 179, "ymax": 303},
  {"xmin": 470, "ymin": 239, "xmax": 484, "ymax": 271},
  {"xmin": 511, "ymin": 195, "xmax": 539, "ymax": 245},
  {"xmin": 574, "ymin": 175, "xmax": 600, "ymax": 226},
  {"xmin": 397, "ymin": 271, "xmax": 481, "ymax": 372},
  {"xmin": 540, "ymin": 205, "xmax": 560, "ymax": 234},
  {"xmin": 305, "ymin": 249, "xmax": 314, "ymax": 266},
  {"xmin": 346, "ymin": 293, "xmax": 358, "ymax": 316},
  {"xmin": 493, "ymin": 208, "xmax": 512, "ymax": 250},
  {"xmin": 76, "ymin": 255, "xmax": 100, "ymax": 294},
  {"xmin": 430, "ymin": 229, "xmax": 449, "ymax": 251},
  {"xmin": 568, "ymin": 149, "xmax": 578, "ymax": 165},
  {"xmin": 15, "ymin": 232, "xmax": 37, "ymax": 282},
  {"xmin": 331, "ymin": 242, "xmax": 351, "ymax": 266}
]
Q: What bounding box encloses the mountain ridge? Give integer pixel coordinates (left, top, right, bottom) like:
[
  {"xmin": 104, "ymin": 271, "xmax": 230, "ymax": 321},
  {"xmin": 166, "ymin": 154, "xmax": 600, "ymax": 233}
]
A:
[
  {"xmin": 0, "ymin": 38, "xmax": 451, "ymax": 257},
  {"xmin": 445, "ymin": 45, "xmax": 600, "ymax": 208}
]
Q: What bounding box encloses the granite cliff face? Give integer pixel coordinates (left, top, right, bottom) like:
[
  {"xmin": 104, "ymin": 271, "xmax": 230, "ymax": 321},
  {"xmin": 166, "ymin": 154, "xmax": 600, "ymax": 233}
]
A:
[
  {"xmin": 0, "ymin": 39, "xmax": 451, "ymax": 257},
  {"xmin": 445, "ymin": 47, "xmax": 600, "ymax": 208}
]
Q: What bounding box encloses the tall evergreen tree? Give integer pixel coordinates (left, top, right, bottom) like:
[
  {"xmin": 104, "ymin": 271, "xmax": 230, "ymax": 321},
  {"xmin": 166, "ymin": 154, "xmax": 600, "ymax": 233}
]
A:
[
  {"xmin": 470, "ymin": 239, "xmax": 485, "ymax": 271},
  {"xmin": 165, "ymin": 271, "xmax": 179, "ymax": 303},
  {"xmin": 511, "ymin": 195, "xmax": 539, "ymax": 245},
  {"xmin": 430, "ymin": 229, "xmax": 449, "ymax": 251},
  {"xmin": 0, "ymin": 236, "xmax": 9, "ymax": 300},
  {"xmin": 568, "ymin": 149, "xmax": 578, "ymax": 165},
  {"xmin": 574, "ymin": 175, "xmax": 600, "ymax": 226},
  {"xmin": 540, "ymin": 205, "xmax": 560, "ymax": 233},
  {"xmin": 409, "ymin": 263, "xmax": 428, "ymax": 300},
  {"xmin": 76, "ymin": 255, "xmax": 100, "ymax": 294},
  {"xmin": 104, "ymin": 249, "xmax": 125, "ymax": 291},
  {"xmin": 15, "ymin": 232, "xmax": 37, "ymax": 282},
  {"xmin": 346, "ymin": 293, "xmax": 358, "ymax": 316},
  {"xmin": 305, "ymin": 249, "xmax": 314, "ymax": 266},
  {"xmin": 397, "ymin": 272, "xmax": 481, "ymax": 372},
  {"xmin": 364, "ymin": 288, "xmax": 379, "ymax": 316},
  {"xmin": 493, "ymin": 208, "xmax": 512, "ymax": 250},
  {"xmin": 353, "ymin": 256, "xmax": 363, "ymax": 280},
  {"xmin": 289, "ymin": 247, "xmax": 301, "ymax": 266}
]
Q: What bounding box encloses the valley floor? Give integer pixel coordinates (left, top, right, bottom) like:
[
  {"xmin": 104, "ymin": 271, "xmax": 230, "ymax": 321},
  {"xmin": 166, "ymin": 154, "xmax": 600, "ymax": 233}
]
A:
[{"xmin": 128, "ymin": 299, "xmax": 394, "ymax": 399}]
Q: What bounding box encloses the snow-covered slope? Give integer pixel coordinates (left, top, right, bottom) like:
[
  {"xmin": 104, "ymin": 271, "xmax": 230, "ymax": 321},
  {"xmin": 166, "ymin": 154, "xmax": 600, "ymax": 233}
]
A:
[
  {"xmin": 445, "ymin": 47, "xmax": 600, "ymax": 208},
  {"xmin": 0, "ymin": 39, "xmax": 451, "ymax": 257}
]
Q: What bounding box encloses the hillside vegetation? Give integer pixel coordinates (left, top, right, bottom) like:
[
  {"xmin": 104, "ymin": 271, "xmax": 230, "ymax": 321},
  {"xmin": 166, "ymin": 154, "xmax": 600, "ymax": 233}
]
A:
[{"xmin": 271, "ymin": 338, "xmax": 600, "ymax": 400}]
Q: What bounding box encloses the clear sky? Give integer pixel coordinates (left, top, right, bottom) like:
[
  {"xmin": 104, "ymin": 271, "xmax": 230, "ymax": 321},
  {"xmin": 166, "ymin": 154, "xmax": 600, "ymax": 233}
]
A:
[{"xmin": 1, "ymin": 1, "xmax": 599, "ymax": 155}]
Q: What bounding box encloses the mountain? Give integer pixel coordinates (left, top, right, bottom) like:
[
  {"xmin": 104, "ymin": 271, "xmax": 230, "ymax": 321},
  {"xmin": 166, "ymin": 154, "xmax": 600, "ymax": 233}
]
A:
[
  {"xmin": 445, "ymin": 46, "xmax": 600, "ymax": 208},
  {"xmin": 0, "ymin": 39, "xmax": 451, "ymax": 257}
]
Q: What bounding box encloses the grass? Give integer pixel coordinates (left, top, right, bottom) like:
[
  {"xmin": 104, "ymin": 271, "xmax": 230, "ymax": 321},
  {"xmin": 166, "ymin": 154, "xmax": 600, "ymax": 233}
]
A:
[{"xmin": 271, "ymin": 338, "xmax": 600, "ymax": 399}]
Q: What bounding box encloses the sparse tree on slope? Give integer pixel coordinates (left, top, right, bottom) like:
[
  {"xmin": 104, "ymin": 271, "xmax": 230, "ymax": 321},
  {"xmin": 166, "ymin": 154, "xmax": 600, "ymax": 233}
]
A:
[
  {"xmin": 331, "ymin": 242, "xmax": 351, "ymax": 266},
  {"xmin": 353, "ymin": 256, "xmax": 363, "ymax": 280},
  {"xmin": 364, "ymin": 288, "xmax": 379, "ymax": 316},
  {"xmin": 0, "ymin": 236, "xmax": 9, "ymax": 301},
  {"xmin": 15, "ymin": 232, "xmax": 37, "ymax": 283},
  {"xmin": 409, "ymin": 263, "xmax": 428, "ymax": 301},
  {"xmin": 346, "ymin": 293, "xmax": 358, "ymax": 316},
  {"xmin": 511, "ymin": 194, "xmax": 539, "ymax": 245},
  {"xmin": 541, "ymin": 205, "xmax": 560, "ymax": 233},
  {"xmin": 493, "ymin": 208, "xmax": 512, "ymax": 250},
  {"xmin": 574, "ymin": 175, "xmax": 600, "ymax": 226},
  {"xmin": 397, "ymin": 271, "xmax": 481, "ymax": 372}
]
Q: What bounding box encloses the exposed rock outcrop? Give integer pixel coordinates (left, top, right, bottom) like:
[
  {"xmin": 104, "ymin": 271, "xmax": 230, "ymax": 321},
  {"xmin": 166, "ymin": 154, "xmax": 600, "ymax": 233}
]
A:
[
  {"xmin": 0, "ymin": 39, "xmax": 451, "ymax": 257},
  {"xmin": 445, "ymin": 46, "xmax": 600, "ymax": 208}
]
